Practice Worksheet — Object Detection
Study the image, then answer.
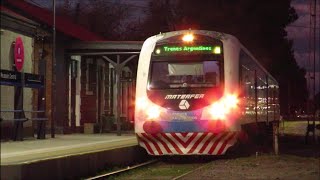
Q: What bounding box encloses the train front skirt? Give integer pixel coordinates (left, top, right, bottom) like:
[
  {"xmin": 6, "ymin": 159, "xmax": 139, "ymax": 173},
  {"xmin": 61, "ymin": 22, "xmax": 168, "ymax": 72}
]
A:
[{"xmin": 136, "ymin": 132, "xmax": 239, "ymax": 155}]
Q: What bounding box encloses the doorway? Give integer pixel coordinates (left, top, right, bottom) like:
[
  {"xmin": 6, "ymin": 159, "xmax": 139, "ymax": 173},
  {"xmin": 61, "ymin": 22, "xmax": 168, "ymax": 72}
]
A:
[{"xmin": 68, "ymin": 56, "xmax": 81, "ymax": 132}]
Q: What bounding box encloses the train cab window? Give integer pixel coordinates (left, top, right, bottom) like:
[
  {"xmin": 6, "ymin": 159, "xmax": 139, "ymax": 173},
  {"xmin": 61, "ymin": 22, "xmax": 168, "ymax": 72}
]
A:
[{"xmin": 149, "ymin": 60, "xmax": 221, "ymax": 89}]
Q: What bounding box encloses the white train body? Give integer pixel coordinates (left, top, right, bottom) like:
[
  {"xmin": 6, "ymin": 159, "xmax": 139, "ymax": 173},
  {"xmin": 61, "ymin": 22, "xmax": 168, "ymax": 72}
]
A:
[{"xmin": 135, "ymin": 30, "xmax": 279, "ymax": 155}]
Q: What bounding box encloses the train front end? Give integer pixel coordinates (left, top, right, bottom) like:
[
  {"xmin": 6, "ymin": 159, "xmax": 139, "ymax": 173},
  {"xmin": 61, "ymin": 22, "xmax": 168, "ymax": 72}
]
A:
[{"xmin": 135, "ymin": 30, "xmax": 241, "ymax": 155}]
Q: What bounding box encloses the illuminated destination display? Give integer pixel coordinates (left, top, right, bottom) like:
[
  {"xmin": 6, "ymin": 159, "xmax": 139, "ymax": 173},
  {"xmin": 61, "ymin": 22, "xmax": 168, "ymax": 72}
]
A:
[{"xmin": 154, "ymin": 45, "xmax": 221, "ymax": 55}]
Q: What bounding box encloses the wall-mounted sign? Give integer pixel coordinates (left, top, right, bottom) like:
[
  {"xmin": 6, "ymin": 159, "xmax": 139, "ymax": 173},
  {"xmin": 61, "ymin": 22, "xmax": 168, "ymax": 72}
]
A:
[
  {"xmin": 0, "ymin": 69, "xmax": 44, "ymax": 88},
  {"xmin": 25, "ymin": 73, "xmax": 44, "ymax": 88},
  {"xmin": 0, "ymin": 69, "xmax": 21, "ymax": 86},
  {"xmin": 14, "ymin": 37, "xmax": 24, "ymax": 72}
]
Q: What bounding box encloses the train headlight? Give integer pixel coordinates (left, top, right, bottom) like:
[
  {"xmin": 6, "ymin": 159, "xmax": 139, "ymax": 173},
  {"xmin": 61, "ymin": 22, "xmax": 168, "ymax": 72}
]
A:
[
  {"xmin": 136, "ymin": 97, "xmax": 161, "ymax": 120},
  {"xmin": 136, "ymin": 97, "xmax": 148, "ymax": 110},
  {"xmin": 146, "ymin": 106, "xmax": 161, "ymax": 119},
  {"xmin": 223, "ymin": 94, "xmax": 239, "ymax": 109},
  {"xmin": 209, "ymin": 101, "xmax": 229, "ymax": 120},
  {"xmin": 206, "ymin": 93, "xmax": 239, "ymax": 120},
  {"xmin": 182, "ymin": 34, "xmax": 194, "ymax": 42}
]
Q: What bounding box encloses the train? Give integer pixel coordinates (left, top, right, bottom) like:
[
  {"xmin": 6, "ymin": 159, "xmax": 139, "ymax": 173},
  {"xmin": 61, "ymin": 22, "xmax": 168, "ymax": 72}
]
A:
[{"xmin": 135, "ymin": 30, "xmax": 280, "ymax": 155}]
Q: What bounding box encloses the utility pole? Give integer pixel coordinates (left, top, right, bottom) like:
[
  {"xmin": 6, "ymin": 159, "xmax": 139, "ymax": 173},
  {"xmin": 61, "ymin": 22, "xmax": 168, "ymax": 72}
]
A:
[
  {"xmin": 307, "ymin": 0, "xmax": 317, "ymax": 143},
  {"xmin": 319, "ymin": 0, "xmax": 320, "ymax": 124}
]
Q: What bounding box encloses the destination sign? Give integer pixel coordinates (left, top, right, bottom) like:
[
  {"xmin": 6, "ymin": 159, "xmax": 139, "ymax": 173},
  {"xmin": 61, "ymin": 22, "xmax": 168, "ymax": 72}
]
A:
[{"xmin": 154, "ymin": 45, "xmax": 222, "ymax": 55}]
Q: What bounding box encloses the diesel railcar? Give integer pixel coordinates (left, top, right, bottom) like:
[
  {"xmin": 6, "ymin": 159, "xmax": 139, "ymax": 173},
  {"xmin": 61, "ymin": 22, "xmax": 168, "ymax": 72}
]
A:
[{"xmin": 135, "ymin": 30, "xmax": 280, "ymax": 155}]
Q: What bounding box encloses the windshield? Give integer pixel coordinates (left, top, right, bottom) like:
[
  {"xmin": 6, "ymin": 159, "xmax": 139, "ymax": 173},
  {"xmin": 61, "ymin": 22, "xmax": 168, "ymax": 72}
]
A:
[{"xmin": 149, "ymin": 60, "xmax": 221, "ymax": 89}]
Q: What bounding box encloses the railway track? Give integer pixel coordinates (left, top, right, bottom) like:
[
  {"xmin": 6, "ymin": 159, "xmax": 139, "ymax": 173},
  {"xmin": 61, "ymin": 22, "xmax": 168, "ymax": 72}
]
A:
[
  {"xmin": 85, "ymin": 156, "xmax": 214, "ymax": 180},
  {"xmin": 84, "ymin": 140, "xmax": 273, "ymax": 180},
  {"xmin": 84, "ymin": 144, "xmax": 259, "ymax": 180},
  {"xmin": 82, "ymin": 123, "xmax": 319, "ymax": 179}
]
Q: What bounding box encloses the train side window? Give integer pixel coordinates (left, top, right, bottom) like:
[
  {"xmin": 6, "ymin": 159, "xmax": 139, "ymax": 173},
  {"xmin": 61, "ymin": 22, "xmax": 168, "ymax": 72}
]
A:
[
  {"xmin": 239, "ymin": 50, "xmax": 255, "ymax": 97},
  {"xmin": 241, "ymin": 66, "xmax": 251, "ymax": 97}
]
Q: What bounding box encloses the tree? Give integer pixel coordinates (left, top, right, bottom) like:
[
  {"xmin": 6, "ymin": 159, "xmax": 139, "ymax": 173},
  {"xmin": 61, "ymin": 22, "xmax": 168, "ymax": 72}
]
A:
[
  {"xmin": 141, "ymin": 0, "xmax": 308, "ymax": 115},
  {"xmin": 57, "ymin": 0, "xmax": 131, "ymax": 40},
  {"xmin": 127, "ymin": 0, "xmax": 174, "ymax": 40}
]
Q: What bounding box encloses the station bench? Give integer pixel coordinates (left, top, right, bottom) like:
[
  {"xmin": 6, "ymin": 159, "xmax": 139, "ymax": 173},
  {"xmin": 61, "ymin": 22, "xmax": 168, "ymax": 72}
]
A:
[{"xmin": 0, "ymin": 110, "xmax": 47, "ymax": 141}]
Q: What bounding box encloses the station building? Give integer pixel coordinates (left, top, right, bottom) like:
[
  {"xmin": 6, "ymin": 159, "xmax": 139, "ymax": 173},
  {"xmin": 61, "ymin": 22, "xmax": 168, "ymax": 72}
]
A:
[{"xmin": 1, "ymin": 0, "xmax": 141, "ymax": 140}]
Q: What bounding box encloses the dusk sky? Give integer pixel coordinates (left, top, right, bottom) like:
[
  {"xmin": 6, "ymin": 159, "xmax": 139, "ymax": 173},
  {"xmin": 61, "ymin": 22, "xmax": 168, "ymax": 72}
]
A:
[
  {"xmin": 28, "ymin": 0, "xmax": 320, "ymax": 95},
  {"xmin": 286, "ymin": 0, "xmax": 320, "ymax": 97}
]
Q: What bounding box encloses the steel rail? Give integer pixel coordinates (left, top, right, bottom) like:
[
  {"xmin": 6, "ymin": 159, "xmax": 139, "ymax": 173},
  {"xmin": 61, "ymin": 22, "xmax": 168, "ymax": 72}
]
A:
[
  {"xmin": 85, "ymin": 159, "xmax": 158, "ymax": 180},
  {"xmin": 172, "ymin": 162, "xmax": 211, "ymax": 180}
]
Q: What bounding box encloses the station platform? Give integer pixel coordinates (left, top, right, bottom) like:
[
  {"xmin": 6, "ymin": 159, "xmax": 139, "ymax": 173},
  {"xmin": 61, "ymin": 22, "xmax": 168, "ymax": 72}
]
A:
[{"xmin": 1, "ymin": 133, "xmax": 148, "ymax": 180}]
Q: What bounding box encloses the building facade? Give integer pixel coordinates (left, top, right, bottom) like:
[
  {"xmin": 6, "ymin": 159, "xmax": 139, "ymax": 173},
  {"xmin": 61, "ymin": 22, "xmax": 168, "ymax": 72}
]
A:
[
  {"xmin": 1, "ymin": 1, "xmax": 141, "ymax": 140},
  {"xmin": 0, "ymin": 6, "xmax": 39, "ymax": 138}
]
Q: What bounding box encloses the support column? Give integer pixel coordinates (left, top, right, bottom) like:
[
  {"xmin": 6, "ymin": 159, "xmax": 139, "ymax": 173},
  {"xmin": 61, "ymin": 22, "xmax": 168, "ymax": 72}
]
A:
[{"xmin": 103, "ymin": 55, "xmax": 137, "ymax": 136}]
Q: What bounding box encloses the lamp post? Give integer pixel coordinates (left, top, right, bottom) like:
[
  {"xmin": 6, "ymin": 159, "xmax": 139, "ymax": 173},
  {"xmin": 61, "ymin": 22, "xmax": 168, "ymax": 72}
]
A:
[
  {"xmin": 312, "ymin": 0, "xmax": 316, "ymax": 142},
  {"xmin": 51, "ymin": 0, "xmax": 56, "ymax": 138}
]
